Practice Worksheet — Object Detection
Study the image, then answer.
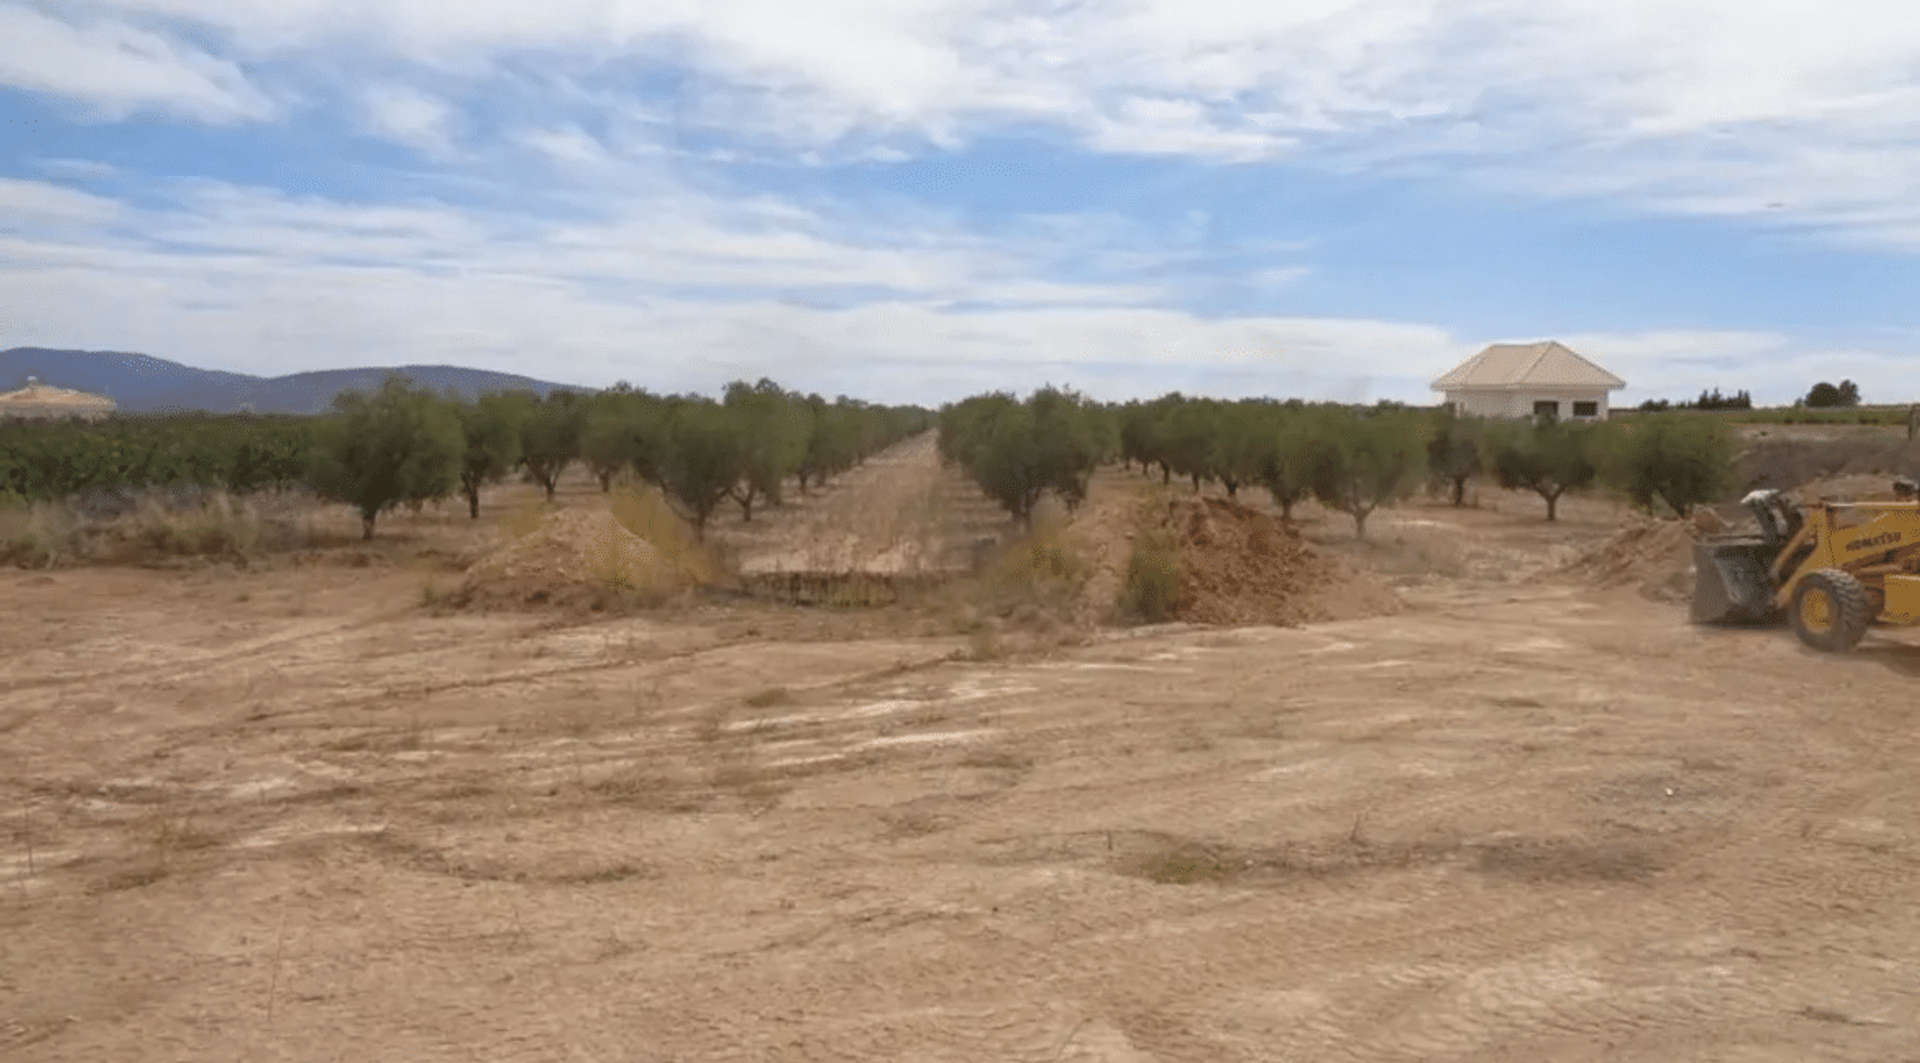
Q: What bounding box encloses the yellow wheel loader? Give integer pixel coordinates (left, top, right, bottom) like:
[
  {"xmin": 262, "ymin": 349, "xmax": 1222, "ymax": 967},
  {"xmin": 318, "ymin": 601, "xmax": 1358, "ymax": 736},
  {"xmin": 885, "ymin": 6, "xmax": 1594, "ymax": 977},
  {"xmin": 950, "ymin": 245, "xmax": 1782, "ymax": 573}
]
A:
[{"xmin": 1692, "ymin": 478, "xmax": 1920, "ymax": 653}]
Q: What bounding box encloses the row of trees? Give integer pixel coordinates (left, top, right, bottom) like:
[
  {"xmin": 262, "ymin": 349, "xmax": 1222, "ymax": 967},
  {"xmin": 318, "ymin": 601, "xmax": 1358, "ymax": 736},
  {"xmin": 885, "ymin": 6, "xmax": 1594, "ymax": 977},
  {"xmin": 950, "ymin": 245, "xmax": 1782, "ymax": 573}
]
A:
[
  {"xmin": 1637, "ymin": 387, "xmax": 1753, "ymax": 412},
  {"xmin": 1636, "ymin": 379, "xmax": 1863, "ymax": 411},
  {"xmin": 937, "ymin": 392, "xmax": 1740, "ymax": 539},
  {"xmin": 2, "ymin": 375, "xmax": 931, "ymax": 540},
  {"xmin": 310, "ymin": 377, "xmax": 931, "ymax": 539}
]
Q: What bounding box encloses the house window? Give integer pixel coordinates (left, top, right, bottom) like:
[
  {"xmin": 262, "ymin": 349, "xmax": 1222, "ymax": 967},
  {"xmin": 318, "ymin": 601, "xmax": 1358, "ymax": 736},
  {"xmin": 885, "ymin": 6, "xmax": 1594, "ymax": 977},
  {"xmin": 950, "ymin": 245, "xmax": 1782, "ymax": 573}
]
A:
[
  {"xmin": 1572, "ymin": 400, "xmax": 1598, "ymax": 417},
  {"xmin": 1533, "ymin": 400, "xmax": 1560, "ymax": 422}
]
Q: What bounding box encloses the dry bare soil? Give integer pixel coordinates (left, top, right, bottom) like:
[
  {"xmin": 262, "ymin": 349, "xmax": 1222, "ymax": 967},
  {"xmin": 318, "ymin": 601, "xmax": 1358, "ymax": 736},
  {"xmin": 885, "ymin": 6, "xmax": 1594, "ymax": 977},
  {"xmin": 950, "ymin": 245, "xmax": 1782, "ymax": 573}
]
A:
[{"xmin": 6, "ymin": 436, "xmax": 1920, "ymax": 1062}]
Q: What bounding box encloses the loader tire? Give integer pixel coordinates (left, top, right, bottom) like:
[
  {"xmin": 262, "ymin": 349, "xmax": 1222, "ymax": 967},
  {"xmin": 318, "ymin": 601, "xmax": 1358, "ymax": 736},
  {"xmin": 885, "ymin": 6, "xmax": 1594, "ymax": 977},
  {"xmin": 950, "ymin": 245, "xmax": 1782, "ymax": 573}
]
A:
[{"xmin": 1788, "ymin": 568, "xmax": 1872, "ymax": 653}]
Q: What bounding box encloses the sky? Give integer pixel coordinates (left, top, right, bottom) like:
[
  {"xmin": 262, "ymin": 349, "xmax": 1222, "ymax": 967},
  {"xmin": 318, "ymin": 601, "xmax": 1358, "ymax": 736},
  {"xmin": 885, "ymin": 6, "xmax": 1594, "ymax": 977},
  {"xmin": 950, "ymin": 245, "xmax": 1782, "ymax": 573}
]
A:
[{"xmin": 3, "ymin": 0, "xmax": 1919, "ymax": 408}]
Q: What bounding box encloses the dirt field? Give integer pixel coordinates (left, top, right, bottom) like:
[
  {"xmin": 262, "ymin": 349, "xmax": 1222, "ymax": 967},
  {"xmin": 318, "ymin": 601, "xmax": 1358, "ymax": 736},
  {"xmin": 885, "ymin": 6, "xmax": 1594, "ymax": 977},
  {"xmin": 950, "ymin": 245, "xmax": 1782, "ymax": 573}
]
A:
[{"xmin": 5, "ymin": 438, "xmax": 1920, "ymax": 1062}]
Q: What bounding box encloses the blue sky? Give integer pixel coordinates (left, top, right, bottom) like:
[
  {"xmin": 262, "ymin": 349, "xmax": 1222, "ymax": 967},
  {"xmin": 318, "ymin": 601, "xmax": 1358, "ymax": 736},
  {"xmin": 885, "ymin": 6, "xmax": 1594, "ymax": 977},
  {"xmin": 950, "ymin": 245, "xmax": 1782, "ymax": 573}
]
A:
[{"xmin": 3, "ymin": 0, "xmax": 1918, "ymax": 408}]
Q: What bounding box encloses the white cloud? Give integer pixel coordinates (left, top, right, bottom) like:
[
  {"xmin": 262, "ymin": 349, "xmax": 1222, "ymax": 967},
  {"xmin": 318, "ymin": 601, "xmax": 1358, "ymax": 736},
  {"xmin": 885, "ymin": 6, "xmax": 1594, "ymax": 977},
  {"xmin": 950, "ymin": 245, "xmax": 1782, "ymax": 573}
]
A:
[
  {"xmin": 518, "ymin": 125, "xmax": 616, "ymax": 168},
  {"xmin": 4, "ymin": 174, "xmax": 1902, "ymax": 406},
  {"xmin": 0, "ymin": 178, "xmax": 127, "ymax": 228},
  {"xmin": 46, "ymin": 0, "xmax": 1920, "ymax": 247},
  {"xmin": 13, "ymin": 2, "xmax": 1920, "ymax": 400},
  {"xmin": 31, "ymin": 157, "xmax": 123, "ymax": 181},
  {"xmin": 0, "ymin": 4, "xmax": 271, "ymax": 122},
  {"xmin": 0, "ymin": 172, "xmax": 1456, "ymax": 401},
  {"xmin": 360, "ymin": 82, "xmax": 458, "ymax": 156}
]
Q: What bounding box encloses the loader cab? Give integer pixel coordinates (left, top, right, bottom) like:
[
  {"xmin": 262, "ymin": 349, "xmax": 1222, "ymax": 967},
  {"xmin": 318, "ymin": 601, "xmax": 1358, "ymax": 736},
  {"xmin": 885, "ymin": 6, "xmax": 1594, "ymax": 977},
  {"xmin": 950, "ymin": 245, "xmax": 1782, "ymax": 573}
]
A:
[{"xmin": 1742, "ymin": 489, "xmax": 1804, "ymax": 548}]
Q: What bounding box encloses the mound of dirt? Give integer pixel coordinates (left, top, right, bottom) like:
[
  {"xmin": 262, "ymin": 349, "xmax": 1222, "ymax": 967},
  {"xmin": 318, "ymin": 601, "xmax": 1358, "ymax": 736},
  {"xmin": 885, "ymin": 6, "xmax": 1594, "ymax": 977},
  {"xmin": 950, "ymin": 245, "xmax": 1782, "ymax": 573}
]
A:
[
  {"xmin": 1150, "ymin": 496, "xmax": 1402, "ymax": 627},
  {"xmin": 1737, "ymin": 437, "xmax": 1919, "ymax": 494},
  {"xmin": 454, "ymin": 508, "xmax": 675, "ymax": 611},
  {"xmin": 1557, "ymin": 516, "xmax": 1701, "ymax": 602}
]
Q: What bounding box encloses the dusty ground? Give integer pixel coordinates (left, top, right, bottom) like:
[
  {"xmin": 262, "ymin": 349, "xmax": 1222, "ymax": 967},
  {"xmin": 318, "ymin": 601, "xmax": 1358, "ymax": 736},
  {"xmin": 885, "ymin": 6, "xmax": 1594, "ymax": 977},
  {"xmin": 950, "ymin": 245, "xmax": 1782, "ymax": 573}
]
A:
[
  {"xmin": 715, "ymin": 433, "xmax": 1008, "ymax": 577},
  {"xmin": 6, "ymin": 439, "xmax": 1920, "ymax": 1062}
]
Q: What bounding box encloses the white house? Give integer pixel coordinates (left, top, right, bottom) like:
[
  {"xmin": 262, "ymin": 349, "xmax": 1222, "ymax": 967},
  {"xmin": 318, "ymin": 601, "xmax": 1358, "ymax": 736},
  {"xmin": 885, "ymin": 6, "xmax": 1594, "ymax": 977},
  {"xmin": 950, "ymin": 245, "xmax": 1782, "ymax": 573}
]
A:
[{"xmin": 1431, "ymin": 341, "xmax": 1626, "ymax": 422}]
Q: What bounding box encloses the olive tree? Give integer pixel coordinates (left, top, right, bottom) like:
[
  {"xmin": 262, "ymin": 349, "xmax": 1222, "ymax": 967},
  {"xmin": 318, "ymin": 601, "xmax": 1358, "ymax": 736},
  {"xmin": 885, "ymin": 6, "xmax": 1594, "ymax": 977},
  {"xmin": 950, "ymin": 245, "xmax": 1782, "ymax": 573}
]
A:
[
  {"xmin": 1308, "ymin": 408, "xmax": 1427, "ymax": 540},
  {"xmin": 1602, "ymin": 413, "xmax": 1737, "ymax": 517},
  {"xmin": 1257, "ymin": 407, "xmax": 1324, "ymax": 521},
  {"xmin": 938, "ymin": 387, "xmax": 1107, "ymax": 526},
  {"xmin": 723, "ymin": 378, "xmax": 810, "ymax": 522},
  {"xmin": 1426, "ymin": 406, "xmax": 1486, "ymax": 506},
  {"xmin": 520, "ymin": 390, "xmax": 585, "ymax": 501},
  {"xmin": 657, "ymin": 398, "xmax": 744, "ymax": 539},
  {"xmin": 308, "ymin": 374, "xmax": 464, "ymax": 540},
  {"xmin": 451, "ymin": 391, "xmax": 525, "ymax": 519},
  {"xmin": 1487, "ymin": 419, "xmax": 1597, "ymax": 521}
]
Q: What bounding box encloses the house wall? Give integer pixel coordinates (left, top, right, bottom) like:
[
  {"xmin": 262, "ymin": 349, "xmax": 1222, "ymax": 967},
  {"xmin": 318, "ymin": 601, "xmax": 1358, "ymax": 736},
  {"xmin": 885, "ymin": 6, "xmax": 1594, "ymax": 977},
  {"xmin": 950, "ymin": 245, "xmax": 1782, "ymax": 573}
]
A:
[{"xmin": 1442, "ymin": 389, "xmax": 1612, "ymax": 421}]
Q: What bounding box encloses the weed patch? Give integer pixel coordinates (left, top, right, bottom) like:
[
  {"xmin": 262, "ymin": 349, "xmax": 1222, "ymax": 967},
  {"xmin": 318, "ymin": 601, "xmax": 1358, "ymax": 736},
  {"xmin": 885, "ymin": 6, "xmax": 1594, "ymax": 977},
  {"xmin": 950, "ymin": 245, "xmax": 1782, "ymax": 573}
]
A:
[{"xmin": 1120, "ymin": 527, "xmax": 1181, "ymax": 623}]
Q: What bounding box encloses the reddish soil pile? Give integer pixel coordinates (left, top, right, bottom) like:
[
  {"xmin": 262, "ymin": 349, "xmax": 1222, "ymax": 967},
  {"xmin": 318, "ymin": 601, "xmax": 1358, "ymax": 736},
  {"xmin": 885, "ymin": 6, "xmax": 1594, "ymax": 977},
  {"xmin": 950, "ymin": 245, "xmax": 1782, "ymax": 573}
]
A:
[
  {"xmin": 1157, "ymin": 496, "xmax": 1402, "ymax": 626},
  {"xmin": 454, "ymin": 508, "xmax": 672, "ymax": 611},
  {"xmin": 1557, "ymin": 516, "xmax": 1701, "ymax": 602}
]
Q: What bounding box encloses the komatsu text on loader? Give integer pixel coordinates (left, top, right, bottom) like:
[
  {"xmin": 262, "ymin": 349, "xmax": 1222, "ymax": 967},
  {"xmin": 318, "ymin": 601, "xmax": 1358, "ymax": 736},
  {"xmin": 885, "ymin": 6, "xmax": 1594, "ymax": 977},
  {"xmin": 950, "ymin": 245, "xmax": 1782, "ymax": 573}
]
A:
[{"xmin": 1692, "ymin": 477, "xmax": 1920, "ymax": 652}]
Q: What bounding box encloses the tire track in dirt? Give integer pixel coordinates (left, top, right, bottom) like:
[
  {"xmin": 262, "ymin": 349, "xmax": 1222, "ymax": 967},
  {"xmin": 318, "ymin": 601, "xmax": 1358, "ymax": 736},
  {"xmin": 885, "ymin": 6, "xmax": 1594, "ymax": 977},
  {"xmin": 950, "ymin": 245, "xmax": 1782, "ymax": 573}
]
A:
[
  {"xmin": 746, "ymin": 754, "xmax": 1904, "ymax": 1060},
  {"xmin": 710, "ymin": 729, "xmax": 1920, "ymax": 1059}
]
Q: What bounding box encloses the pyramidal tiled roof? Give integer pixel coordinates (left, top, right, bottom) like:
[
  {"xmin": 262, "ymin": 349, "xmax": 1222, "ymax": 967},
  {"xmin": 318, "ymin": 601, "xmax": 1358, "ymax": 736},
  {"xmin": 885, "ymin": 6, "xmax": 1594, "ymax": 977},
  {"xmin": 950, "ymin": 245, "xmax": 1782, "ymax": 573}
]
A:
[{"xmin": 1431, "ymin": 341, "xmax": 1625, "ymax": 390}]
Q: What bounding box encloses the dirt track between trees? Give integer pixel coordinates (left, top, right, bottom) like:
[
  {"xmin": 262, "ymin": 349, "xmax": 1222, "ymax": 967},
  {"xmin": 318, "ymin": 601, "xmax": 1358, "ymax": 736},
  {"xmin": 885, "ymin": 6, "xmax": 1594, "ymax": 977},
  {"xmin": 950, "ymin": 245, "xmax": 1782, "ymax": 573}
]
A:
[{"xmin": 5, "ymin": 438, "xmax": 1920, "ymax": 1062}]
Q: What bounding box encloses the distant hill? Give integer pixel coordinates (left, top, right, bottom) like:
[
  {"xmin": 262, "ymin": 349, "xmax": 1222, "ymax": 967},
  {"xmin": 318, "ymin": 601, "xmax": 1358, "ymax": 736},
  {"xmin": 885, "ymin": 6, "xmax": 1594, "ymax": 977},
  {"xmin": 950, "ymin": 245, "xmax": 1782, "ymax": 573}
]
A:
[{"xmin": 0, "ymin": 348, "xmax": 593, "ymax": 416}]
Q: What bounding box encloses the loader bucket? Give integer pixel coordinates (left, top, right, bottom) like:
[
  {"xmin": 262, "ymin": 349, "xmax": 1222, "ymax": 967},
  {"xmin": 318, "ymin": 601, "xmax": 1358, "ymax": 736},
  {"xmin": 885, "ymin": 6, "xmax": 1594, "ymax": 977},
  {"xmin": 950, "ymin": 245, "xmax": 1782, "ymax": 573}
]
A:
[{"xmin": 1690, "ymin": 539, "xmax": 1779, "ymax": 624}]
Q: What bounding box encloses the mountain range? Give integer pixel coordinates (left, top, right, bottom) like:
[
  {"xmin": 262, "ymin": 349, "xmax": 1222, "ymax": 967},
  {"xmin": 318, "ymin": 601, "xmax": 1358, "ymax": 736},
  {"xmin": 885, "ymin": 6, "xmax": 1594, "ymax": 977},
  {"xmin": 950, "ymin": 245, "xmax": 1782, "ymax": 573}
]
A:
[{"xmin": 0, "ymin": 348, "xmax": 590, "ymax": 416}]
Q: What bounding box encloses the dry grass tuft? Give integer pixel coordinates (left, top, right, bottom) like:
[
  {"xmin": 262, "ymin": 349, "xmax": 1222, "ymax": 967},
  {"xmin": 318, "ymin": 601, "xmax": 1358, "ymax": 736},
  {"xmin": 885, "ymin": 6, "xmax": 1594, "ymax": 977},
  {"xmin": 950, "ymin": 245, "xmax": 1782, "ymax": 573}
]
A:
[
  {"xmin": 2, "ymin": 487, "xmax": 326, "ymax": 569},
  {"xmin": 609, "ymin": 484, "xmax": 728, "ymax": 587},
  {"xmin": 0, "ymin": 497, "xmax": 84, "ymax": 568},
  {"xmin": 1119, "ymin": 526, "xmax": 1181, "ymax": 623},
  {"xmin": 938, "ymin": 512, "xmax": 1092, "ymax": 656}
]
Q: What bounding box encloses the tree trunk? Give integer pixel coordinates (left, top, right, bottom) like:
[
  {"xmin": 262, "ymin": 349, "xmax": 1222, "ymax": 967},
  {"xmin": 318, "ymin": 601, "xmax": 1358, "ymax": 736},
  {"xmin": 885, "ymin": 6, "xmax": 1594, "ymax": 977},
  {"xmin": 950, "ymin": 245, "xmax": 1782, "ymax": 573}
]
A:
[
  {"xmin": 543, "ymin": 479, "xmax": 557, "ymax": 502},
  {"xmin": 1279, "ymin": 498, "xmax": 1295, "ymax": 521},
  {"xmin": 1160, "ymin": 463, "xmax": 1171, "ymax": 486},
  {"xmin": 598, "ymin": 471, "xmax": 613, "ymax": 492},
  {"xmin": 361, "ymin": 514, "xmax": 376, "ymax": 541},
  {"xmin": 1191, "ymin": 473, "xmax": 1203, "ymax": 492},
  {"xmin": 1222, "ymin": 478, "xmax": 1239, "ymax": 498},
  {"xmin": 1545, "ymin": 489, "xmax": 1562, "ymax": 522},
  {"xmin": 1352, "ymin": 507, "xmax": 1371, "ymax": 541},
  {"xmin": 466, "ymin": 487, "xmax": 480, "ymax": 519},
  {"xmin": 1451, "ymin": 476, "xmax": 1467, "ymax": 506}
]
